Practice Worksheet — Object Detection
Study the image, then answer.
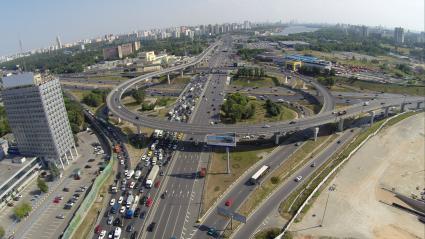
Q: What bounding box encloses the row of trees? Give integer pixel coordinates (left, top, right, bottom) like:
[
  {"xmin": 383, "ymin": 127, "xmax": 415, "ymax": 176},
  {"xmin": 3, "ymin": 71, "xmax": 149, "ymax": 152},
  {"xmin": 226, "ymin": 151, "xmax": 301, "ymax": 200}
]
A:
[
  {"xmin": 0, "ymin": 106, "xmax": 10, "ymax": 138},
  {"xmin": 317, "ymin": 77, "xmax": 337, "ymax": 87},
  {"xmin": 82, "ymin": 89, "xmax": 109, "ymax": 107},
  {"xmin": 237, "ymin": 48, "xmax": 266, "ymax": 60},
  {"xmin": 64, "ymin": 95, "xmax": 86, "ymax": 134},
  {"xmin": 141, "ymin": 37, "xmax": 208, "ymax": 56},
  {"xmin": 235, "ymin": 67, "xmax": 266, "ymax": 78},
  {"xmin": 265, "ymin": 99, "xmax": 281, "ymax": 117},
  {"xmin": 221, "ymin": 93, "xmax": 256, "ymax": 123}
]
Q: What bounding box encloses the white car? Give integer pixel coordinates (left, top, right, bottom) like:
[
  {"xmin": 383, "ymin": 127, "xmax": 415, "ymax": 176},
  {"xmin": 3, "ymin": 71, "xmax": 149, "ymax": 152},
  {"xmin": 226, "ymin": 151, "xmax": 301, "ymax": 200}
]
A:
[
  {"xmin": 145, "ymin": 161, "xmax": 150, "ymax": 167},
  {"xmin": 295, "ymin": 176, "xmax": 303, "ymax": 182},
  {"xmin": 117, "ymin": 196, "xmax": 123, "ymax": 204},
  {"xmin": 124, "ymin": 170, "xmax": 128, "ymax": 176},
  {"xmin": 120, "ymin": 160, "xmax": 124, "ymax": 165},
  {"xmin": 98, "ymin": 230, "xmax": 106, "ymax": 239},
  {"xmin": 120, "ymin": 206, "xmax": 126, "ymax": 214},
  {"xmin": 109, "ymin": 198, "xmax": 116, "ymax": 206},
  {"xmin": 141, "ymin": 155, "xmax": 146, "ymax": 160}
]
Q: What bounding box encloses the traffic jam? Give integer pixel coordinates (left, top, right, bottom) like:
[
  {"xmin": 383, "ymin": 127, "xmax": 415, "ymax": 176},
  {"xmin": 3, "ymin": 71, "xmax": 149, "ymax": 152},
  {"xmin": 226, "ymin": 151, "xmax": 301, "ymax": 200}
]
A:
[{"xmin": 94, "ymin": 75, "xmax": 208, "ymax": 239}]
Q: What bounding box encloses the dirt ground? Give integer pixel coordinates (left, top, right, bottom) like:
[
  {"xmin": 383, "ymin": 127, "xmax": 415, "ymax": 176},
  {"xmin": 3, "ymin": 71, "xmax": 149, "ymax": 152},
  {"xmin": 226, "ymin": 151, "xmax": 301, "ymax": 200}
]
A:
[{"xmin": 291, "ymin": 113, "xmax": 425, "ymax": 239}]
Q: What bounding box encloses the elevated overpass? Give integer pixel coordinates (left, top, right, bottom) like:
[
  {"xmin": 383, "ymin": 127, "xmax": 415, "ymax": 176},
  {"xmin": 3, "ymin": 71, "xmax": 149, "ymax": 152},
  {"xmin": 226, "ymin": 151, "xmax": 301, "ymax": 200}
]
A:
[{"xmin": 106, "ymin": 42, "xmax": 424, "ymax": 137}]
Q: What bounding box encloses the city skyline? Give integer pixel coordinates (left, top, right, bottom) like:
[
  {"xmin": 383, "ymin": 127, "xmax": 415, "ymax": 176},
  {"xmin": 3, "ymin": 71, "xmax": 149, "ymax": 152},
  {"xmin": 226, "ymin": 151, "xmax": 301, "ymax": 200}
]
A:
[{"xmin": 1, "ymin": 0, "xmax": 424, "ymax": 56}]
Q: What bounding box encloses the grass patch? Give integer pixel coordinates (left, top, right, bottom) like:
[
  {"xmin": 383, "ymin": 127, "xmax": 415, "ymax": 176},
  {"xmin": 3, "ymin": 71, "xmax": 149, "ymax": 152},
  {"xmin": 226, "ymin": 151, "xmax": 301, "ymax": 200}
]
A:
[
  {"xmin": 254, "ymin": 228, "xmax": 282, "ymax": 239},
  {"xmin": 231, "ymin": 76, "xmax": 277, "ymax": 88},
  {"xmin": 202, "ymin": 144, "xmax": 276, "ymax": 216},
  {"xmin": 235, "ymin": 101, "xmax": 297, "ymax": 124},
  {"xmin": 337, "ymin": 77, "xmax": 425, "ymax": 96}
]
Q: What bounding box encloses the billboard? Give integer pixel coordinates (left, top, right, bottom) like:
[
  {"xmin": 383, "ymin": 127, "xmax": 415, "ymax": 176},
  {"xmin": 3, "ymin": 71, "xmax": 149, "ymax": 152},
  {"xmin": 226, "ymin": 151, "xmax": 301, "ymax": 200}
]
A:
[
  {"xmin": 217, "ymin": 206, "xmax": 247, "ymax": 223},
  {"xmin": 205, "ymin": 133, "xmax": 236, "ymax": 147}
]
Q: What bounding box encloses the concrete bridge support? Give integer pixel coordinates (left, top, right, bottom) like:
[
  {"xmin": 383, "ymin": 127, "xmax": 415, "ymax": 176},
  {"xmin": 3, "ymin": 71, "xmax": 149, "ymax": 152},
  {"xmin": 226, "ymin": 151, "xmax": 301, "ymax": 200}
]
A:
[
  {"xmin": 274, "ymin": 132, "xmax": 281, "ymax": 145},
  {"xmin": 401, "ymin": 103, "xmax": 407, "ymax": 112},
  {"xmin": 284, "ymin": 75, "xmax": 288, "ymax": 84},
  {"xmin": 384, "ymin": 106, "xmax": 390, "ymax": 117},
  {"xmin": 136, "ymin": 125, "xmax": 142, "ymax": 134},
  {"xmin": 314, "ymin": 127, "xmax": 319, "ymax": 141},
  {"xmin": 181, "ymin": 70, "xmax": 184, "ymax": 78},
  {"xmin": 117, "ymin": 117, "xmax": 121, "ymax": 124},
  {"xmin": 338, "ymin": 118, "xmax": 344, "ymax": 132},
  {"xmin": 369, "ymin": 111, "xmax": 376, "ymax": 126},
  {"xmin": 417, "ymin": 101, "xmax": 423, "ymax": 109},
  {"xmin": 167, "ymin": 74, "xmax": 171, "ymax": 85}
]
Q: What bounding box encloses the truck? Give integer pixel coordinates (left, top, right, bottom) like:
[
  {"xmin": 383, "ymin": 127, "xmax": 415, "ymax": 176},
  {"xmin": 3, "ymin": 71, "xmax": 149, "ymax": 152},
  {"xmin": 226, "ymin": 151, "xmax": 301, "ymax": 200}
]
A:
[
  {"xmin": 146, "ymin": 165, "xmax": 160, "ymax": 188},
  {"xmin": 125, "ymin": 195, "xmax": 140, "ymax": 219},
  {"xmin": 198, "ymin": 167, "xmax": 207, "ymax": 178},
  {"xmin": 126, "ymin": 170, "xmax": 134, "ymax": 179},
  {"xmin": 134, "ymin": 170, "xmax": 142, "ymax": 180},
  {"xmin": 111, "ymin": 202, "xmax": 120, "ymax": 214}
]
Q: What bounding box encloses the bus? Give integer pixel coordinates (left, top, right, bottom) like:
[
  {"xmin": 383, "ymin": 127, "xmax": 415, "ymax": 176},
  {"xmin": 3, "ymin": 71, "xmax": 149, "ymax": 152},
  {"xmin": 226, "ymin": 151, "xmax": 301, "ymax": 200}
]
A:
[{"xmin": 249, "ymin": 165, "xmax": 270, "ymax": 185}]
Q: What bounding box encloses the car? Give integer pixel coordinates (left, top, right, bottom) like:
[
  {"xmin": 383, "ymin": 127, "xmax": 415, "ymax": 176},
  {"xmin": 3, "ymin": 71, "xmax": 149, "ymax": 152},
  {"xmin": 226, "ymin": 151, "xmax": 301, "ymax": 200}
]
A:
[
  {"xmin": 146, "ymin": 197, "xmax": 153, "ymax": 207},
  {"xmin": 140, "ymin": 211, "xmax": 146, "ymax": 219},
  {"xmin": 311, "ymin": 162, "xmax": 316, "ymax": 167},
  {"xmin": 63, "ymin": 187, "xmax": 70, "ymax": 192},
  {"xmin": 85, "ymin": 165, "xmax": 92, "ymax": 169},
  {"xmin": 225, "ymin": 199, "xmax": 233, "ymax": 207},
  {"xmin": 113, "ymin": 217, "xmax": 121, "ymax": 226},
  {"xmin": 129, "ymin": 181, "xmax": 135, "ymax": 189},
  {"xmin": 207, "ymin": 227, "xmax": 219, "ymax": 237},
  {"xmin": 147, "ymin": 222, "xmax": 156, "ymax": 232},
  {"xmin": 295, "ymin": 176, "xmax": 303, "ymax": 182},
  {"xmin": 337, "ymin": 140, "xmax": 341, "ymax": 144},
  {"xmin": 262, "ymin": 124, "xmax": 271, "ymax": 128},
  {"xmin": 120, "ymin": 206, "xmax": 126, "ymax": 214},
  {"xmin": 160, "ymin": 171, "xmax": 164, "ymax": 176},
  {"xmin": 120, "ymin": 160, "xmax": 124, "ymax": 165},
  {"xmin": 126, "ymin": 224, "xmax": 134, "ymax": 232},
  {"xmin": 99, "ymin": 230, "xmax": 106, "ymax": 239},
  {"xmin": 295, "ymin": 142, "xmax": 300, "ymax": 146},
  {"xmin": 289, "ymin": 121, "xmax": 296, "ymax": 125},
  {"xmin": 110, "ymin": 198, "xmax": 116, "ymax": 206},
  {"xmin": 124, "ymin": 170, "xmax": 128, "ymax": 176},
  {"xmin": 117, "ymin": 196, "xmax": 123, "ymax": 204},
  {"xmin": 88, "ymin": 158, "xmax": 95, "ymax": 162},
  {"xmin": 107, "ymin": 216, "xmax": 114, "ymax": 225},
  {"xmin": 95, "ymin": 225, "xmax": 102, "ymax": 234},
  {"xmin": 130, "ymin": 231, "xmax": 138, "ymax": 239},
  {"xmin": 56, "ymin": 214, "xmax": 65, "ymax": 219},
  {"xmin": 134, "ymin": 208, "xmax": 141, "ymax": 217}
]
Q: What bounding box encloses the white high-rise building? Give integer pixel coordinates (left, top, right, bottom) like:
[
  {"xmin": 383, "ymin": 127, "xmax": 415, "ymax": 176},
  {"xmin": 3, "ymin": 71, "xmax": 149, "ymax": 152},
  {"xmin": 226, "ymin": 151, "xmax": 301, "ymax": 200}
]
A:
[
  {"xmin": 394, "ymin": 27, "xmax": 405, "ymax": 44},
  {"xmin": 1, "ymin": 72, "xmax": 77, "ymax": 169},
  {"xmin": 56, "ymin": 35, "xmax": 62, "ymax": 49}
]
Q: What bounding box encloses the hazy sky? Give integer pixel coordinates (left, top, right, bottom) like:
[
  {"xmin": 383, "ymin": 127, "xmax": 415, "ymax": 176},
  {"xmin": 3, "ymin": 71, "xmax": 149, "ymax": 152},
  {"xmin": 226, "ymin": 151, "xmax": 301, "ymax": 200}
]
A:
[{"xmin": 1, "ymin": 0, "xmax": 424, "ymax": 56}]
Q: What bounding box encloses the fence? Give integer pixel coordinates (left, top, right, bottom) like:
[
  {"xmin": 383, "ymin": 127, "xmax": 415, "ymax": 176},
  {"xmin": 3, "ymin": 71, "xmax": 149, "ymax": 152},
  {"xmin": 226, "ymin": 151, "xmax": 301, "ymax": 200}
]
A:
[{"xmin": 61, "ymin": 153, "xmax": 115, "ymax": 239}]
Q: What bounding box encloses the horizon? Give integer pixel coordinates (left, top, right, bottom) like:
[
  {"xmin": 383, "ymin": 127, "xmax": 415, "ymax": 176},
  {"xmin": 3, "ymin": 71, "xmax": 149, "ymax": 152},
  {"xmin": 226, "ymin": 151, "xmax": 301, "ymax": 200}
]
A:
[{"xmin": 1, "ymin": 0, "xmax": 423, "ymax": 57}]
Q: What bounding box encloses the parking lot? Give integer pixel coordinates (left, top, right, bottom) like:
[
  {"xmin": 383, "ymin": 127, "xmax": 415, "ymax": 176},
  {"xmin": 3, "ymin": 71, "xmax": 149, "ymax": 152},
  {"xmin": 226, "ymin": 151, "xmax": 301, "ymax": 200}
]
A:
[{"xmin": 4, "ymin": 131, "xmax": 106, "ymax": 239}]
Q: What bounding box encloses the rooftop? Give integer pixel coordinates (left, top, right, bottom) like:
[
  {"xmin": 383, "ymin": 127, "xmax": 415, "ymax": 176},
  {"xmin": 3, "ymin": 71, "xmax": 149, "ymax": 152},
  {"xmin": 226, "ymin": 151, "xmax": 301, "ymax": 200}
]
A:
[
  {"xmin": 0, "ymin": 156, "xmax": 37, "ymax": 188},
  {"xmin": 1, "ymin": 72, "xmax": 56, "ymax": 89}
]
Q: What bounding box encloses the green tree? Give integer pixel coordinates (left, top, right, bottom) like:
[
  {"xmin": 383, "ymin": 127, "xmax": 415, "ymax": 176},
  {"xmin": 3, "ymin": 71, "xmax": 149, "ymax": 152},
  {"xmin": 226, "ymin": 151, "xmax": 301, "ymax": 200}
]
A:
[
  {"xmin": 37, "ymin": 178, "xmax": 48, "ymax": 193},
  {"xmin": 265, "ymin": 99, "xmax": 281, "ymax": 117},
  {"xmin": 0, "ymin": 106, "xmax": 11, "ymax": 137},
  {"xmin": 270, "ymin": 176, "xmax": 280, "ymax": 184},
  {"xmin": 49, "ymin": 162, "xmax": 61, "ymax": 179},
  {"xmin": 14, "ymin": 202, "xmax": 32, "ymax": 219},
  {"xmin": 82, "ymin": 93, "xmax": 102, "ymax": 107},
  {"xmin": 132, "ymin": 89, "xmax": 146, "ymax": 104}
]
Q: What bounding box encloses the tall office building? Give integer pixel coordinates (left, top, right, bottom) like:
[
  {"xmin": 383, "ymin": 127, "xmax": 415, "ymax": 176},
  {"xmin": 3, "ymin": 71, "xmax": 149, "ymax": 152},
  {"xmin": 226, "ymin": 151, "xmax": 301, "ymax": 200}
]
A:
[
  {"xmin": 1, "ymin": 72, "xmax": 77, "ymax": 169},
  {"xmin": 56, "ymin": 35, "xmax": 62, "ymax": 49},
  {"xmin": 394, "ymin": 27, "xmax": 405, "ymax": 44}
]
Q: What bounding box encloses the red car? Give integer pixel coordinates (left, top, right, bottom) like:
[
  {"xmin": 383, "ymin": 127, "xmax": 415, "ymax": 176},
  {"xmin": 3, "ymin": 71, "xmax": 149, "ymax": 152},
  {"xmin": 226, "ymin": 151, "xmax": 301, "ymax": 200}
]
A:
[
  {"xmin": 53, "ymin": 196, "xmax": 62, "ymax": 203},
  {"xmin": 154, "ymin": 180, "xmax": 161, "ymax": 188},
  {"xmin": 95, "ymin": 225, "xmax": 102, "ymax": 234},
  {"xmin": 146, "ymin": 197, "xmax": 153, "ymax": 207},
  {"xmin": 225, "ymin": 199, "xmax": 233, "ymax": 207}
]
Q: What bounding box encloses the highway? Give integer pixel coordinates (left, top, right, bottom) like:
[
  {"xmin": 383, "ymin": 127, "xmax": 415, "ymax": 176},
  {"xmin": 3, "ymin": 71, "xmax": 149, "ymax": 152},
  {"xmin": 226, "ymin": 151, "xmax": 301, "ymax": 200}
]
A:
[{"xmin": 142, "ymin": 37, "xmax": 232, "ymax": 239}]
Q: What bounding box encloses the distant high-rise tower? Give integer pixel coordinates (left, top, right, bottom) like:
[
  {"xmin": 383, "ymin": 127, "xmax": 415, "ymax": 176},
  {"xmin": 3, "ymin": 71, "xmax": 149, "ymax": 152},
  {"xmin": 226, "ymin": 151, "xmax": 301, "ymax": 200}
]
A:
[
  {"xmin": 361, "ymin": 25, "xmax": 369, "ymax": 37},
  {"xmin": 56, "ymin": 35, "xmax": 62, "ymax": 49},
  {"xmin": 394, "ymin": 27, "xmax": 405, "ymax": 44},
  {"xmin": 1, "ymin": 72, "xmax": 77, "ymax": 169}
]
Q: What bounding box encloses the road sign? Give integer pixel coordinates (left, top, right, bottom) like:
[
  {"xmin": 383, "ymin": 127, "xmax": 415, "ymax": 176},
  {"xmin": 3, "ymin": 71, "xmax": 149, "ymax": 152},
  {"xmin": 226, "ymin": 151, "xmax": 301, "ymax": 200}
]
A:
[
  {"xmin": 217, "ymin": 206, "xmax": 233, "ymax": 218},
  {"xmin": 206, "ymin": 133, "xmax": 236, "ymax": 147},
  {"xmin": 216, "ymin": 207, "xmax": 246, "ymax": 223}
]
